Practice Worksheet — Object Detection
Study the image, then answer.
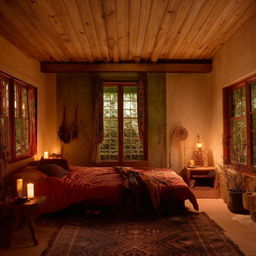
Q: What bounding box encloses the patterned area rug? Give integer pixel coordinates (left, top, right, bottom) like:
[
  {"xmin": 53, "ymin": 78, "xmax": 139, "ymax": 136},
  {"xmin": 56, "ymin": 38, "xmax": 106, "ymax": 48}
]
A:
[{"xmin": 42, "ymin": 211, "xmax": 244, "ymax": 256}]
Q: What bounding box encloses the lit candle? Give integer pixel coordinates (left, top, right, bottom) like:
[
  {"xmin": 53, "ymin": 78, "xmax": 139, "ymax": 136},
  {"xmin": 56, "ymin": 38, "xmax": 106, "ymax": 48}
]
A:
[
  {"xmin": 16, "ymin": 179, "xmax": 23, "ymax": 197},
  {"xmin": 27, "ymin": 183, "xmax": 34, "ymax": 199},
  {"xmin": 44, "ymin": 152, "xmax": 49, "ymax": 159},
  {"xmin": 189, "ymin": 160, "xmax": 195, "ymax": 166}
]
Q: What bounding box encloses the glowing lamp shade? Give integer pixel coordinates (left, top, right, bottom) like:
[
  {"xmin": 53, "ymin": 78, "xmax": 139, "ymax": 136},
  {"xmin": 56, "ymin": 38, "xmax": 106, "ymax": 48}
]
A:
[
  {"xmin": 27, "ymin": 183, "xmax": 34, "ymax": 199},
  {"xmin": 16, "ymin": 178, "xmax": 23, "ymax": 197},
  {"xmin": 197, "ymin": 142, "xmax": 203, "ymax": 149},
  {"xmin": 44, "ymin": 152, "xmax": 49, "ymax": 159}
]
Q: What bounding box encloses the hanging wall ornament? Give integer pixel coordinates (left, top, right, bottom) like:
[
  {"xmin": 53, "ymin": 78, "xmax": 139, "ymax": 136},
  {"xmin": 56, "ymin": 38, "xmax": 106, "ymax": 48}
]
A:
[
  {"xmin": 169, "ymin": 126, "xmax": 188, "ymax": 169},
  {"xmin": 58, "ymin": 106, "xmax": 71, "ymax": 144}
]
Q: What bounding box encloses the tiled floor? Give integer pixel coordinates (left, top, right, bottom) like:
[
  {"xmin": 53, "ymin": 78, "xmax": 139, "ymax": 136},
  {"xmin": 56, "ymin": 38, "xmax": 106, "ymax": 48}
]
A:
[{"xmin": 0, "ymin": 199, "xmax": 256, "ymax": 256}]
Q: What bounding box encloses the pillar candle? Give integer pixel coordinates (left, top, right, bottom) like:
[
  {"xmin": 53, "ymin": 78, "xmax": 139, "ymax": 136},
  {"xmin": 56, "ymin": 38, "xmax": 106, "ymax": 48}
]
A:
[
  {"xmin": 189, "ymin": 160, "xmax": 195, "ymax": 166},
  {"xmin": 27, "ymin": 183, "xmax": 34, "ymax": 199},
  {"xmin": 16, "ymin": 178, "xmax": 23, "ymax": 197},
  {"xmin": 34, "ymin": 154, "xmax": 39, "ymax": 161},
  {"xmin": 44, "ymin": 152, "xmax": 49, "ymax": 159}
]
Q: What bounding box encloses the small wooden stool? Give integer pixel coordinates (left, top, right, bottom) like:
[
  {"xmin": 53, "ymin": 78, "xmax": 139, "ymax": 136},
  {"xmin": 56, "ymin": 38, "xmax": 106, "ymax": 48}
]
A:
[{"xmin": 0, "ymin": 196, "xmax": 46, "ymax": 248}]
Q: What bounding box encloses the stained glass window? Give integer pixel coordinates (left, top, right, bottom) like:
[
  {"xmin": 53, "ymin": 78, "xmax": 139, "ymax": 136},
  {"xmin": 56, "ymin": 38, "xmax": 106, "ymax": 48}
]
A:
[{"xmin": 99, "ymin": 82, "xmax": 146, "ymax": 163}]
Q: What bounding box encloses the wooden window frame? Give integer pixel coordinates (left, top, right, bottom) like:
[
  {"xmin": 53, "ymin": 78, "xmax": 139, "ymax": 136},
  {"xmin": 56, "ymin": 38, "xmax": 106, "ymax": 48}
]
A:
[
  {"xmin": 0, "ymin": 72, "xmax": 37, "ymax": 162},
  {"xmin": 223, "ymin": 74, "xmax": 256, "ymax": 174},
  {"xmin": 99, "ymin": 81, "xmax": 148, "ymax": 167}
]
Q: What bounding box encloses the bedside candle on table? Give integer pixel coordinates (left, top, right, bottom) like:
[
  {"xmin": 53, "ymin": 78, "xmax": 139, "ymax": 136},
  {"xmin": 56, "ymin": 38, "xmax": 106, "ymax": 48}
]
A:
[
  {"xmin": 27, "ymin": 183, "xmax": 34, "ymax": 199},
  {"xmin": 43, "ymin": 152, "xmax": 49, "ymax": 159},
  {"xmin": 16, "ymin": 178, "xmax": 23, "ymax": 197},
  {"xmin": 189, "ymin": 160, "xmax": 195, "ymax": 166}
]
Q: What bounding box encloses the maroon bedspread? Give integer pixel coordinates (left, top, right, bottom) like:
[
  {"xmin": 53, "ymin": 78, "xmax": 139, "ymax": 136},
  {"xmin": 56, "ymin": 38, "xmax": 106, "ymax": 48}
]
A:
[{"xmin": 36, "ymin": 167, "xmax": 198, "ymax": 215}]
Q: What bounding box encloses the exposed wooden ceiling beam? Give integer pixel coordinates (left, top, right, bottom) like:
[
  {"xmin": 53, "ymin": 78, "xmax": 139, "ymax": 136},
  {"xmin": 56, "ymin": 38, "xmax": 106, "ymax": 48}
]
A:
[{"xmin": 41, "ymin": 62, "xmax": 212, "ymax": 73}]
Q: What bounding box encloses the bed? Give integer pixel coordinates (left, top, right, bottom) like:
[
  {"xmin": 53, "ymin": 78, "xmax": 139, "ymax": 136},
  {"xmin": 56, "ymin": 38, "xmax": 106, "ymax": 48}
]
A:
[{"xmin": 7, "ymin": 164, "xmax": 199, "ymax": 216}]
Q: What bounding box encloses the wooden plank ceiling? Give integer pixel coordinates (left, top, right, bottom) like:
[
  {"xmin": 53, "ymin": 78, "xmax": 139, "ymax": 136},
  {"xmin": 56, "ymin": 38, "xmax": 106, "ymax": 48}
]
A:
[{"xmin": 0, "ymin": 0, "xmax": 255, "ymax": 63}]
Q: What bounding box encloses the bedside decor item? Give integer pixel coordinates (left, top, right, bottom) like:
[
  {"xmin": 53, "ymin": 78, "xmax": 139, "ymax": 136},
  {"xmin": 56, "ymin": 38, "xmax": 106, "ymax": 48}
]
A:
[
  {"xmin": 188, "ymin": 160, "xmax": 195, "ymax": 166},
  {"xmin": 34, "ymin": 154, "xmax": 40, "ymax": 161},
  {"xmin": 27, "ymin": 183, "xmax": 34, "ymax": 199},
  {"xmin": 58, "ymin": 106, "xmax": 78, "ymax": 156},
  {"xmin": 195, "ymin": 135, "xmax": 203, "ymax": 166},
  {"xmin": 169, "ymin": 125, "xmax": 188, "ymax": 169},
  {"xmin": 16, "ymin": 178, "xmax": 23, "ymax": 197},
  {"xmin": 43, "ymin": 152, "xmax": 49, "ymax": 159}
]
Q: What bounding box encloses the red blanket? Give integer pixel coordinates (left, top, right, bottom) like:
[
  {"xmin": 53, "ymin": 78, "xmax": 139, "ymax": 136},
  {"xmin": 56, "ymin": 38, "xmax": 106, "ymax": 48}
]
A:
[{"xmin": 36, "ymin": 167, "xmax": 198, "ymax": 215}]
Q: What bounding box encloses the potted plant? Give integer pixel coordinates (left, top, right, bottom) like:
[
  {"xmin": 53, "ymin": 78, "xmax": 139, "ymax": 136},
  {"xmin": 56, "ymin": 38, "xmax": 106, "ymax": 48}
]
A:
[{"xmin": 218, "ymin": 162, "xmax": 248, "ymax": 214}]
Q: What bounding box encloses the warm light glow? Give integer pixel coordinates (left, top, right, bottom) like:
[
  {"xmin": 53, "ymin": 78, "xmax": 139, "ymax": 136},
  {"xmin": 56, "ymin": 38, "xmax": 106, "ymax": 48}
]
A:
[
  {"xmin": 34, "ymin": 154, "xmax": 39, "ymax": 161},
  {"xmin": 197, "ymin": 142, "xmax": 203, "ymax": 149},
  {"xmin": 27, "ymin": 183, "xmax": 34, "ymax": 199},
  {"xmin": 44, "ymin": 152, "xmax": 49, "ymax": 159},
  {"xmin": 16, "ymin": 179, "xmax": 23, "ymax": 197},
  {"xmin": 189, "ymin": 160, "xmax": 195, "ymax": 166}
]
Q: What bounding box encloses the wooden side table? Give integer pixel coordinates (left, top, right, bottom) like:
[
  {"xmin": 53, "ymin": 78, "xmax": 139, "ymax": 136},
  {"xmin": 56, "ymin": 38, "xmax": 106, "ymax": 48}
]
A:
[
  {"xmin": 185, "ymin": 166, "xmax": 216, "ymax": 187},
  {"xmin": 0, "ymin": 196, "xmax": 46, "ymax": 248}
]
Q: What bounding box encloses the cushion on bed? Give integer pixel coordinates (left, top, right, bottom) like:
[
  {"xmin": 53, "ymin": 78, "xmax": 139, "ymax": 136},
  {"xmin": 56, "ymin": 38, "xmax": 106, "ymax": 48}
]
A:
[
  {"xmin": 38, "ymin": 158, "xmax": 69, "ymax": 170},
  {"xmin": 38, "ymin": 164, "xmax": 69, "ymax": 178}
]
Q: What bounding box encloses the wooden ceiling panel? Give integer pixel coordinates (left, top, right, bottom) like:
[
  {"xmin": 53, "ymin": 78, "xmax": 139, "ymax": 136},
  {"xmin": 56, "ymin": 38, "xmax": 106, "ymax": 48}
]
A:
[{"xmin": 0, "ymin": 0, "xmax": 255, "ymax": 63}]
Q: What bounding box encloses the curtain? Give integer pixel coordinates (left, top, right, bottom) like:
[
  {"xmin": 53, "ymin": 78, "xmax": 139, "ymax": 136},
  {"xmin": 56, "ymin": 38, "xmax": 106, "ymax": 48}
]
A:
[
  {"xmin": 137, "ymin": 80, "xmax": 145, "ymax": 141},
  {"xmin": 92, "ymin": 80, "xmax": 104, "ymax": 163},
  {"xmin": 28, "ymin": 87, "xmax": 37, "ymax": 156}
]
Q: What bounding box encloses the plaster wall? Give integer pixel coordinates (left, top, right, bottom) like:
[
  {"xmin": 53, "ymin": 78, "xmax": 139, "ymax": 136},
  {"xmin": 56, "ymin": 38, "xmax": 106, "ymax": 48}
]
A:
[
  {"xmin": 56, "ymin": 73, "xmax": 166, "ymax": 167},
  {"xmin": 166, "ymin": 73, "xmax": 211, "ymax": 174},
  {"xmin": 0, "ymin": 36, "xmax": 52, "ymax": 172},
  {"xmin": 209, "ymin": 15, "xmax": 256, "ymax": 198}
]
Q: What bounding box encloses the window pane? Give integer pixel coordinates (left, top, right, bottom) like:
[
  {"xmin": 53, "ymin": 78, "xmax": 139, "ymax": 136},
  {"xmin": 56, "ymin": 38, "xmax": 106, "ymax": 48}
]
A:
[
  {"xmin": 231, "ymin": 87, "xmax": 246, "ymax": 117},
  {"xmin": 123, "ymin": 86, "xmax": 144, "ymax": 161},
  {"xmin": 21, "ymin": 87, "xmax": 28, "ymax": 118},
  {"xmin": 100, "ymin": 87, "xmax": 119, "ymax": 161},
  {"xmin": 250, "ymin": 81, "xmax": 256, "ymax": 112},
  {"xmin": 15, "ymin": 84, "xmax": 29, "ymax": 156},
  {"xmin": 0, "ymin": 78, "xmax": 10, "ymax": 160},
  {"xmin": 230, "ymin": 118, "xmax": 247, "ymax": 164},
  {"xmin": 14, "ymin": 85, "xmax": 19, "ymax": 118},
  {"xmin": 251, "ymin": 114, "xmax": 256, "ymax": 165}
]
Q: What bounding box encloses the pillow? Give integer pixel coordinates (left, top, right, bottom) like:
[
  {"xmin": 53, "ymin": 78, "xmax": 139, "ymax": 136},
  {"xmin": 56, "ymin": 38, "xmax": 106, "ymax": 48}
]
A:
[
  {"xmin": 38, "ymin": 159, "xmax": 69, "ymax": 170},
  {"xmin": 19, "ymin": 166, "xmax": 48, "ymax": 181},
  {"xmin": 5, "ymin": 166, "xmax": 47, "ymax": 184},
  {"xmin": 38, "ymin": 164, "xmax": 69, "ymax": 178}
]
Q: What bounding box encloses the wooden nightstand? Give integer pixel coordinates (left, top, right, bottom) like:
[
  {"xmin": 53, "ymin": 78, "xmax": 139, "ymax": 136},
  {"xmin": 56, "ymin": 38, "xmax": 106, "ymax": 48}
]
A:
[
  {"xmin": 0, "ymin": 196, "xmax": 46, "ymax": 248},
  {"xmin": 185, "ymin": 166, "xmax": 216, "ymax": 187}
]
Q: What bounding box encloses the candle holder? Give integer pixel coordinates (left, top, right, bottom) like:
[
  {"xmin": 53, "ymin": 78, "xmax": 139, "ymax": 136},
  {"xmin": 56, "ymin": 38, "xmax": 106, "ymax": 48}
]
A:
[{"xmin": 15, "ymin": 196, "xmax": 29, "ymax": 204}]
